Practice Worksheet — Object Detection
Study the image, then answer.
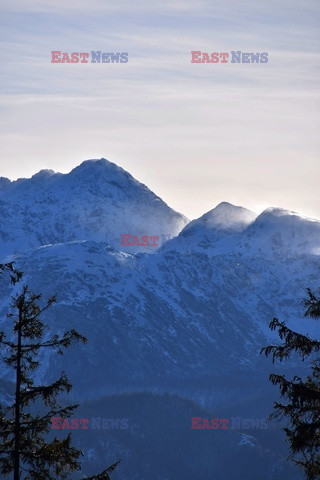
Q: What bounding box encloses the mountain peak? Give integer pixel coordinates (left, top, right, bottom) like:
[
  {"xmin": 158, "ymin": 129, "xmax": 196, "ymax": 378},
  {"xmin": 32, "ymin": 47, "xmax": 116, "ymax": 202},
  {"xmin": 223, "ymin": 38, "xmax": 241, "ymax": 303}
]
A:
[
  {"xmin": 254, "ymin": 206, "xmax": 319, "ymax": 226},
  {"xmin": 68, "ymin": 158, "xmax": 138, "ymax": 191},
  {"xmin": 73, "ymin": 158, "xmax": 116, "ymax": 169},
  {"xmin": 31, "ymin": 169, "xmax": 57, "ymax": 181},
  {"xmin": 0, "ymin": 177, "xmax": 12, "ymax": 191},
  {"xmin": 244, "ymin": 206, "xmax": 320, "ymax": 257},
  {"xmin": 188, "ymin": 202, "xmax": 257, "ymax": 231},
  {"xmin": 160, "ymin": 202, "xmax": 257, "ymax": 254},
  {"xmin": 71, "ymin": 158, "xmax": 130, "ymax": 176},
  {"xmin": 259, "ymin": 206, "xmax": 297, "ymax": 217}
]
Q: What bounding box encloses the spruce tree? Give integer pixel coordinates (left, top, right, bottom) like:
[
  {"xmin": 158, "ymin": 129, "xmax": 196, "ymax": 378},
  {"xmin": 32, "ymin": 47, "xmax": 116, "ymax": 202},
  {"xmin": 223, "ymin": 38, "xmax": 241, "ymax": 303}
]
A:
[
  {"xmin": 0, "ymin": 262, "xmax": 119, "ymax": 479},
  {"xmin": 261, "ymin": 288, "xmax": 320, "ymax": 480}
]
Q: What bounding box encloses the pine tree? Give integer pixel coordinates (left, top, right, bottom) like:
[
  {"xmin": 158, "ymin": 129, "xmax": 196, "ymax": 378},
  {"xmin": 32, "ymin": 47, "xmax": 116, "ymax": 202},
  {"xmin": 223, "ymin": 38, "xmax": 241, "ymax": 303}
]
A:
[
  {"xmin": 261, "ymin": 288, "xmax": 320, "ymax": 480},
  {"xmin": 0, "ymin": 262, "xmax": 119, "ymax": 480}
]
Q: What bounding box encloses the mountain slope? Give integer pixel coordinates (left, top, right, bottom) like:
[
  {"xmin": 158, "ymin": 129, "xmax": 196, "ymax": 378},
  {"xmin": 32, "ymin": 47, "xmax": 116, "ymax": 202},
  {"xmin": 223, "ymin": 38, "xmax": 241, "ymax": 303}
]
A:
[{"xmin": 1, "ymin": 235, "xmax": 318, "ymax": 398}]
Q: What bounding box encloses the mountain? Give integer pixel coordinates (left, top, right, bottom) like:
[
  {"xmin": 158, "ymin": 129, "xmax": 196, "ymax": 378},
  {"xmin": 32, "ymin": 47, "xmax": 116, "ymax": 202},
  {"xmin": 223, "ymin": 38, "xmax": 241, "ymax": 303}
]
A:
[
  {"xmin": 0, "ymin": 210, "xmax": 318, "ymax": 395},
  {"xmin": 160, "ymin": 202, "xmax": 257, "ymax": 253},
  {"xmin": 0, "ymin": 158, "xmax": 188, "ymax": 256},
  {"xmin": 0, "ymin": 159, "xmax": 318, "ymax": 479},
  {"xmin": 0, "ymin": 167, "xmax": 319, "ymax": 389},
  {"xmin": 162, "ymin": 203, "xmax": 320, "ymax": 259},
  {"xmin": 241, "ymin": 207, "xmax": 320, "ymax": 258}
]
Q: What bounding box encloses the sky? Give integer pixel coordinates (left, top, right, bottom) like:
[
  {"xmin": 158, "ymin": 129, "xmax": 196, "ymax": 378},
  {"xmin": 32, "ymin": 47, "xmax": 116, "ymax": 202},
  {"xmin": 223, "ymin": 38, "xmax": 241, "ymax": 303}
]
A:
[{"xmin": 0, "ymin": 0, "xmax": 319, "ymax": 220}]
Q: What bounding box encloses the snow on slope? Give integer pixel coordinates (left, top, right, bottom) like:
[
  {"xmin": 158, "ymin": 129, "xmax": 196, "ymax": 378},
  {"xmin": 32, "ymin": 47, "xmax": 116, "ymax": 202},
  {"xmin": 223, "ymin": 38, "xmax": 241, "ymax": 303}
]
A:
[
  {"xmin": 186, "ymin": 202, "xmax": 257, "ymax": 231},
  {"xmin": 0, "ymin": 160, "xmax": 318, "ymax": 480},
  {"xmin": 160, "ymin": 202, "xmax": 257, "ymax": 253},
  {"xmin": 0, "ymin": 232, "xmax": 319, "ymax": 396},
  {"xmin": 241, "ymin": 207, "xmax": 320, "ymax": 258},
  {"xmin": 0, "ymin": 158, "xmax": 188, "ymax": 257},
  {"xmin": 162, "ymin": 203, "xmax": 320, "ymax": 258},
  {"xmin": 0, "ymin": 159, "xmax": 319, "ymax": 398}
]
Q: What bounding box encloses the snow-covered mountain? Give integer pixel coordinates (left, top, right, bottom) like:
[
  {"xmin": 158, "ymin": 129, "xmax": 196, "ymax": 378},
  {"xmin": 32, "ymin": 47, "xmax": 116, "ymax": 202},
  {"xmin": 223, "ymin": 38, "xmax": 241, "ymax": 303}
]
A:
[
  {"xmin": 0, "ymin": 158, "xmax": 318, "ymax": 480},
  {"xmin": 0, "ymin": 189, "xmax": 318, "ymax": 394},
  {"xmin": 161, "ymin": 202, "xmax": 320, "ymax": 258},
  {"xmin": 160, "ymin": 202, "xmax": 258, "ymax": 253},
  {"xmin": 0, "ymin": 158, "xmax": 188, "ymax": 256},
  {"xmin": 242, "ymin": 207, "xmax": 320, "ymax": 258}
]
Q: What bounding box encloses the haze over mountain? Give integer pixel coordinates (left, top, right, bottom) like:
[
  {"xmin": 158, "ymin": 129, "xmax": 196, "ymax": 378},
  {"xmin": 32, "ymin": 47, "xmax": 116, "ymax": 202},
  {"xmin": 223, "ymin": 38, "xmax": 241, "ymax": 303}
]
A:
[{"xmin": 162, "ymin": 202, "xmax": 320, "ymax": 258}]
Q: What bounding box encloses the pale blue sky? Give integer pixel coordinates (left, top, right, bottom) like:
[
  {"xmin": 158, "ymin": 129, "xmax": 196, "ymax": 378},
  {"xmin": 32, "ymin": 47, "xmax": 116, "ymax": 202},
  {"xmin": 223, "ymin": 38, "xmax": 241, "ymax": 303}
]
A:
[{"xmin": 0, "ymin": 0, "xmax": 319, "ymax": 219}]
